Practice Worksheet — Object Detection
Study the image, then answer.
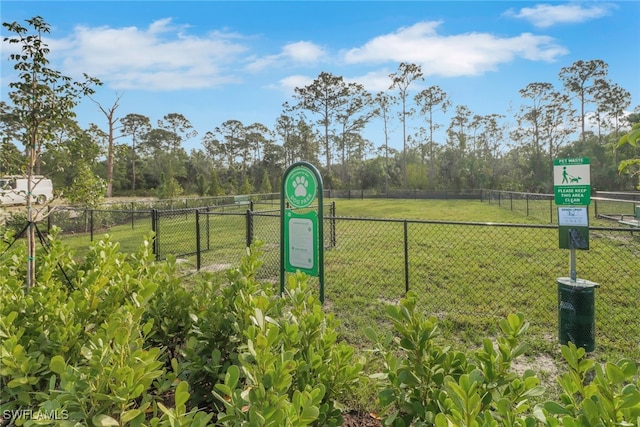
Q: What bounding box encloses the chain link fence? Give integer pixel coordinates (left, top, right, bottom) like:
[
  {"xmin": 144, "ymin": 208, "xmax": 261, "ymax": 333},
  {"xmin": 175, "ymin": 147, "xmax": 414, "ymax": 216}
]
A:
[
  {"xmin": 195, "ymin": 208, "xmax": 638, "ymax": 357},
  {"xmin": 484, "ymin": 189, "xmax": 640, "ymax": 225},
  {"xmin": 41, "ymin": 195, "xmax": 639, "ymax": 356}
]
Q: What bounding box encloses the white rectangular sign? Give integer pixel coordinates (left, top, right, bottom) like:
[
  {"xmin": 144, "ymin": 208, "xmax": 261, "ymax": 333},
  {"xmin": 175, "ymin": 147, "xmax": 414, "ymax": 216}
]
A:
[
  {"xmin": 553, "ymin": 164, "xmax": 591, "ymax": 186},
  {"xmin": 288, "ymin": 217, "xmax": 314, "ymax": 269},
  {"xmin": 558, "ymin": 207, "xmax": 589, "ymax": 226}
]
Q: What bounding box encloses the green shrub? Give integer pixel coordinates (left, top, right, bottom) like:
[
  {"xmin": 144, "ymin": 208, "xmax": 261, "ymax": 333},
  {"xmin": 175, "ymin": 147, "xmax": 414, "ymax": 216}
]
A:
[
  {"xmin": 533, "ymin": 342, "xmax": 640, "ymax": 426},
  {"xmin": 2, "ymin": 224, "xmax": 637, "ymax": 426},
  {"xmin": 212, "ymin": 268, "xmax": 363, "ymax": 426},
  {"xmin": 367, "ymin": 291, "xmax": 640, "ymax": 426}
]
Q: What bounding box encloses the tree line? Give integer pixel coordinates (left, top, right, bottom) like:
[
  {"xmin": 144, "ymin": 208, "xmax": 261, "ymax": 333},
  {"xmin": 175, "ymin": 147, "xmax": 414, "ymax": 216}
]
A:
[{"xmin": 2, "ymin": 17, "xmax": 639, "ymax": 207}]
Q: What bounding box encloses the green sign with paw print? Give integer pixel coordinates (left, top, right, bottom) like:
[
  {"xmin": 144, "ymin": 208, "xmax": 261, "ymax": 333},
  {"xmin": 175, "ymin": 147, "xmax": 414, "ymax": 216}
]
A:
[
  {"xmin": 280, "ymin": 161, "xmax": 325, "ymax": 303},
  {"xmin": 284, "ymin": 166, "xmax": 317, "ymax": 208}
]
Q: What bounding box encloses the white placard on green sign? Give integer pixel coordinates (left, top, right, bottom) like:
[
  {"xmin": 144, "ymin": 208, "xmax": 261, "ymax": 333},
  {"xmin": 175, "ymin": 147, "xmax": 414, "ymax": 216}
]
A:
[
  {"xmin": 558, "ymin": 207, "xmax": 588, "ymax": 226},
  {"xmin": 553, "ymin": 158, "xmax": 591, "ymax": 205},
  {"xmin": 289, "ymin": 217, "xmax": 314, "ymax": 269},
  {"xmin": 284, "ymin": 210, "xmax": 319, "ymax": 276}
]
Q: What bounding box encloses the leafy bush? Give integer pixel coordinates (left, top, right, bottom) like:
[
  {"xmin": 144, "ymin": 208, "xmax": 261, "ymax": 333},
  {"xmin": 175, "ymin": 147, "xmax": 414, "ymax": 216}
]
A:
[
  {"xmin": 533, "ymin": 342, "xmax": 640, "ymax": 425},
  {"xmin": 2, "ymin": 210, "xmax": 28, "ymax": 236},
  {"xmin": 1, "ymin": 226, "xmax": 638, "ymax": 426},
  {"xmin": 366, "ymin": 291, "xmax": 640, "ymax": 426},
  {"xmin": 0, "ymin": 231, "xmax": 364, "ymax": 426}
]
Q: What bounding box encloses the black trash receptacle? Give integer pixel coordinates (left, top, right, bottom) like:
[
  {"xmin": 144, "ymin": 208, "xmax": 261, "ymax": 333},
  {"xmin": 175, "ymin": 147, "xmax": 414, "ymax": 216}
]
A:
[{"xmin": 558, "ymin": 277, "xmax": 598, "ymax": 352}]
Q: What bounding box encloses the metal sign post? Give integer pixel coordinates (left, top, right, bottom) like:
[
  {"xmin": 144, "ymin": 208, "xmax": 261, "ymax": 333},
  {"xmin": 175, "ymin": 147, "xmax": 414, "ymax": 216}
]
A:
[
  {"xmin": 553, "ymin": 157, "xmax": 598, "ymax": 352},
  {"xmin": 280, "ymin": 162, "xmax": 325, "ymax": 303}
]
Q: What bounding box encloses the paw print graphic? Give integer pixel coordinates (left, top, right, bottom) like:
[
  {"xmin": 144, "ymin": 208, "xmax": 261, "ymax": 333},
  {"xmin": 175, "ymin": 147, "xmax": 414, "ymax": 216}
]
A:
[{"xmin": 293, "ymin": 176, "xmax": 308, "ymax": 197}]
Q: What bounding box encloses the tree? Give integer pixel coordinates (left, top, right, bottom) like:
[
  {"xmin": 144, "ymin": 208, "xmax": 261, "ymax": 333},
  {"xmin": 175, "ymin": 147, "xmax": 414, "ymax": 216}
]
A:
[
  {"xmin": 0, "ymin": 141, "xmax": 24, "ymax": 175},
  {"xmin": 120, "ymin": 113, "xmax": 151, "ymax": 191},
  {"xmin": 3, "ymin": 16, "xmax": 100, "ymax": 288},
  {"xmin": 335, "ymin": 82, "xmax": 374, "ymax": 187},
  {"xmin": 158, "ymin": 113, "xmax": 197, "ymax": 150},
  {"xmin": 617, "ymin": 121, "xmax": 640, "ymax": 189},
  {"xmin": 415, "ymin": 86, "xmax": 450, "ymax": 189},
  {"xmin": 245, "ymin": 122, "xmax": 272, "ymax": 175},
  {"xmin": 275, "ymin": 105, "xmax": 297, "ymax": 164},
  {"xmin": 389, "ymin": 63, "xmax": 424, "ymax": 187},
  {"xmin": 89, "ymin": 93, "xmax": 123, "ymax": 197},
  {"xmin": 259, "ymin": 169, "xmax": 272, "ymax": 193},
  {"xmin": 64, "ymin": 163, "xmax": 107, "ymax": 208},
  {"xmin": 195, "ymin": 174, "xmax": 208, "ymax": 197},
  {"xmin": 513, "ymin": 83, "xmax": 575, "ymax": 190},
  {"xmin": 559, "ymin": 59, "xmax": 608, "ymax": 142},
  {"xmin": 294, "ymin": 71, "xmax": 350, "ymax": 175},
  {"xmin": 372, "ymin": 92, "xmax": 396, "ymax": 192},
  {"xmin": 593, "ymin": 80, "xmax": 630, "ymax": 141},
  {"xmin": 210, "ymin": 120, "xmax": 245, "ymax": 170},
  {"xmin": 0, "ymin": 101, "xmax": 25, "ymax": 174},
  {"xmin": 207, "ymin": 170, "xmax": 224, "ymax": 196},
  {"xmin": 43, "ymin": 121, "xmax": 103, "ymax": 189},
  {"xmin": 239, "ymin": 175, "xmax": 253, "ymax": 195}
]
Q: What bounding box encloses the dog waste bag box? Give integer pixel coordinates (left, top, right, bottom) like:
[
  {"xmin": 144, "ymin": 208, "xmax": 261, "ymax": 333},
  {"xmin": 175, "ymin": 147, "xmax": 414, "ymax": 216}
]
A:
[{"xmin": 558, "ymin": 207, "xmax": 589, "ymax": 250}]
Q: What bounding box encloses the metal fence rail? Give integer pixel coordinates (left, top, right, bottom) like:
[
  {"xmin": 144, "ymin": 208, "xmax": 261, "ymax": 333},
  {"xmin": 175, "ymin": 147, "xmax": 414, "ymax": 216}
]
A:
[{"xmin": 484, "ymin": 190, "xmax": 555, "ymax": 223}]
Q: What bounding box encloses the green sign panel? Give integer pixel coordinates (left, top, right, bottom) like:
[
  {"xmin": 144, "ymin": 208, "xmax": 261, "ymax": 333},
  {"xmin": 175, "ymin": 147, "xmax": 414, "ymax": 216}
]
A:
[
  {"xmin": 280, "ymin": 161, "xmax": 325, "ymax": 303},
  {"xmin": 284, "ymin": 166, "xmax": 318, "ymax": 208},
  {"xmin": 284, "ymin": 210, "xmax": 319, "ymax": 276},
  {"xmin": 553, "ymin": 158, "xmax": 591, "ymax": 205}
]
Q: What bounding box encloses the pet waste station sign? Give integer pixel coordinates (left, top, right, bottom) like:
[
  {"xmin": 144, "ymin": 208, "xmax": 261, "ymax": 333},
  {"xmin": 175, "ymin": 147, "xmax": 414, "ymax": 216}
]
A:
[
  {"xmin": 553, "ymin": 157, "xmax": 598, "ymax": 353},
  {"xmin": 554, "ymin": 157, "xmax": 591, "ymax": 252},
  {"xmin": 553, "ymin": 158, "xmax": 590, "ymax": 206},
  {"xmin": 280, "ymin": 162, "xmax": 325, "ymax": 302}
]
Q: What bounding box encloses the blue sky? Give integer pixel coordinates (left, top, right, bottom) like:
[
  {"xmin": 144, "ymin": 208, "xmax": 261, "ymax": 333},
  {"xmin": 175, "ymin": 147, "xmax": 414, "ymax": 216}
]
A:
[{"xmin": 2, "ymin": 1, "xmax": 639, "ymax": 156}]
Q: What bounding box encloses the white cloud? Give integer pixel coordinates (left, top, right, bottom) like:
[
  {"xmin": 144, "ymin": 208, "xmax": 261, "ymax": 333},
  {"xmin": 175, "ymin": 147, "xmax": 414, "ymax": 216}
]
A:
[
  {"xmin": 282, "ymin": 41, "xmax": 325, "ymax": 63},
  {"xmin": 343, "ymin": 21, "xmax": 568, "ymax": 77},
  {"xmin": 55, "ymin": 18, "xmax": 248, "ymax": 90},
  {"xmin": 267, "ymin": 74, "xmax": 314, "ymax": 95},
  {"xmin": 504, "ymin": 3, "xmax": 617, "ymax": 28},
  {"xmin": 246, "ymin": 41, "xmax": 325, "ymax": 72},
  {"xmin": 346, "ymin": 69, "xmax": 394, "ymax": 92}
]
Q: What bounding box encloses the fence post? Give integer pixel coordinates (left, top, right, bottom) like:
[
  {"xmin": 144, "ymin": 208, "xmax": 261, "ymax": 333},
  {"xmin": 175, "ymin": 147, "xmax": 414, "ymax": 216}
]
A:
[
  {"xmin": 195, "ymin": 209, "xmax": 201, "ymax": 271},
  {"xmin": 151, "ymin": 209, "xmax": 159, "ymax": 261},
  {"xmin": 47, "ymin": 205, "xmax": 52, "ymax": 234},
  {"xmin": 549, "ymin": 199, "xmax": 554, "ymax": 224},
  {"xmin": 131, "ymin": 202, "xmax": 135, "ymax": 230},
  {"xmin": 246, "ymin": 209, "xmax": 253, "ymax": 248},
  {"xmin": 206, "ymin": 206, "xmax": 211, "ymax": 251},
  {"xmin": 594, "ymin": 198, "xmax": 598, "ymax": 218},
  {"xmin": 330, "ymin": 201, "xmax": 336, "ymax": 248},
  {"xmin": 404, "ymin": 220, "xmax": 409, "ymax": 293},
  {"xmin": 510, "ymin": 193, "xmax": 513, "ymax": 211},
  {"xmin": 498, "ymin": 192, "xmax": 501, "ymax": 208},
  {"xmin": 90, "ymin": 209, "xmax": 94, "ymax": 242}
]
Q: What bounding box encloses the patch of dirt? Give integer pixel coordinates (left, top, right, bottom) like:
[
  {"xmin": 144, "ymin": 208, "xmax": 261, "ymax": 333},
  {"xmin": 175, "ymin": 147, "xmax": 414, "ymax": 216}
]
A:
[
  {"xmin": 200, "ymin": 263, "xmax": 233, "ymax": 272},
  {"xmin": 511, "ymin": 353, "xmax": 559, "ymax": 379},
  {"xmin": 342, "ymin": 411, "xmax": 383, "ymax": 427}
]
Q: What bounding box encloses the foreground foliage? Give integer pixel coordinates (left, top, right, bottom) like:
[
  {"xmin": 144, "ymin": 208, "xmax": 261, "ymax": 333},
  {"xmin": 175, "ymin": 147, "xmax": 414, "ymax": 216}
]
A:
[{"xmin": 0, "ymin": 229, "xmax": 638, "ymax": 426}]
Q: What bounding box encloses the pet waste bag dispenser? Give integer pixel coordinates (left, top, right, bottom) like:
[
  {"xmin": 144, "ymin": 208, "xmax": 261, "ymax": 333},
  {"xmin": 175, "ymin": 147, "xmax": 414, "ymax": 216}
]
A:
[{"xmin": 554, "ymin": 158, "xmax": 599, "ymax": 352}]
